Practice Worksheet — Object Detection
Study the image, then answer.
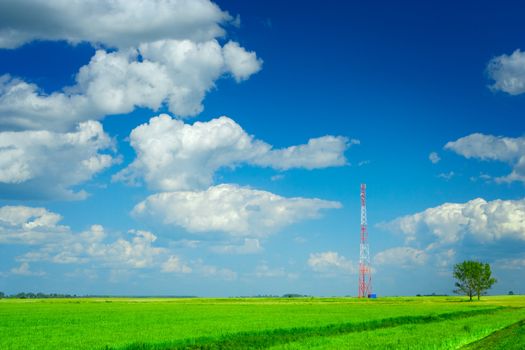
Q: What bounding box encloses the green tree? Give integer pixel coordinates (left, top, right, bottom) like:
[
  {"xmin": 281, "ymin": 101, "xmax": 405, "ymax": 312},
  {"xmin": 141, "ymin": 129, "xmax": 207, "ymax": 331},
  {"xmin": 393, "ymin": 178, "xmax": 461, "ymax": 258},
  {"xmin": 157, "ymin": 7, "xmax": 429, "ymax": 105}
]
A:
[{"xmin": 453, "ymin": 260, "xmax": 497, "ymax": 301}]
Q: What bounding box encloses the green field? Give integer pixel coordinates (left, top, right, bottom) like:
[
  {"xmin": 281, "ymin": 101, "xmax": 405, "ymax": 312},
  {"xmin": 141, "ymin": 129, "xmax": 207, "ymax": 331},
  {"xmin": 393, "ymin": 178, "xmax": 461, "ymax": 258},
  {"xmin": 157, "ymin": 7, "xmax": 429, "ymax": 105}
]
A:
[{"xmin": 1, "ymin": 296, "xmax": 524, "ymax": 349}]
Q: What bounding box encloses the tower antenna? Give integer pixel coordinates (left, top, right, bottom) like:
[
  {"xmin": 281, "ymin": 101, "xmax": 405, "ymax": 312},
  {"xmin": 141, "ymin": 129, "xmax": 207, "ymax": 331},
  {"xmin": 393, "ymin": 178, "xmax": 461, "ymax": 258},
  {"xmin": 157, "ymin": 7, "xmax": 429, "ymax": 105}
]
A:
[{"xmin": 358, "ymin": 183, "xmax": 372, "ymax": 298}]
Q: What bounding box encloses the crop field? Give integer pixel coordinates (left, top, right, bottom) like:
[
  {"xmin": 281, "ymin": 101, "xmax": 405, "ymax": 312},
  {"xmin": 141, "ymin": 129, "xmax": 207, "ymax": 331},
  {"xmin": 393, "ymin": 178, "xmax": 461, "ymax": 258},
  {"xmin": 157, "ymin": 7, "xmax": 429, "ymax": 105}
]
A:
[{"xmin": 1, "ymin": 296, "xmax": 524, "ymax": 350}]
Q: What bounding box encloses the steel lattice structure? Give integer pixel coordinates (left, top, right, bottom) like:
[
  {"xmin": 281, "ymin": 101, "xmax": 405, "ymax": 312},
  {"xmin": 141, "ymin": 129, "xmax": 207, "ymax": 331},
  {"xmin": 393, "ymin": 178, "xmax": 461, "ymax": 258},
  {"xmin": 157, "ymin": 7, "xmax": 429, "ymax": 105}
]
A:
[{"xmin": 358, "ymin": 183, "xmax": 372, "ymax": 298}]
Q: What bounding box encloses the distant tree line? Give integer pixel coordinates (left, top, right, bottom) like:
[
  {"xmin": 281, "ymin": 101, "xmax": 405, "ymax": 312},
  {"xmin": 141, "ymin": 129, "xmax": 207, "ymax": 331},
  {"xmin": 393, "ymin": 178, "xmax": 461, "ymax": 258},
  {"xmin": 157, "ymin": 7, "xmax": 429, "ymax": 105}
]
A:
[
  {"xmin": 236, "ymin": 294, "xmax": 311, "ymax": 298},
  {"xmin": 0, "ymin": 292, "xmax": 316, "ymax": 299},
  {"xmin": 282, "ymin": 294, "xmax": 309, "ymax": 298},
  {"xmin": 0, "ymin": 292, "xmax": 78, "ymax": 299}
]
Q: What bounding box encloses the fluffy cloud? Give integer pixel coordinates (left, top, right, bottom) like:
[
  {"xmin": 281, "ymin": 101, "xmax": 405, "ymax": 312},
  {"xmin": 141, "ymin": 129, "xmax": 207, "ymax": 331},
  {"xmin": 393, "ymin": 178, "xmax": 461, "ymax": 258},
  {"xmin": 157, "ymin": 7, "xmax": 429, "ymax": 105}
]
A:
[
  {"xmin": 308, "ymin": 251, "xmax": 355, "ymax": 275},
  {"xmin": 0, "ymin": 1, "xmax": 263, "ymax": 205},
  {"xmin": 138, "ymin": 40, "xmax": 261, "ymax": 115},
  {"xmin": 0, "ymin": 40, "xmax": 262, "ymax": 131},
  {"xmin": 385, "ymin": 197, "xmax": 525, "ymax": 245},
  {"xmin": 1, "ymin": 205, "xmax": 166, "ymax": 269},
  {"xmin": 10, "ymin": 262, "xmax": 45, "ymax": 276},
  {"xmin": 254, "ymin": 136, "xmax": 355, "ymax": 171},
  {"xmin": 210, "ymin": 238, "xmax": 262, "ymax": 254},
  {"xmin": 114, "ymin": 115, "xmax": 351, "ymax": 191},
  {"xmin": 222, "ymin": 41, "xmax": 263, "ymax": 82},
  {"xmin": 374, "ymin": 247, "xmax": 428, "ymax": 268},
  {"xmin": 0, "ymin": 0, "xmax": 231, "ymax": 49},
  {"xmin": 445, "ymin": 133, "xmax": 525, "ymax": 162},
  {"xmin": 3, "ymin": 205, "xmax": 238, "ymax": 279},
  {"xmin": 86, "ymin": 228, "xmax": 166, "ymax": 268},
  {"xmin": 0, "ymin": 120, "xmax": 116, "ymax": 199},
  {"xmin": 20, "ymin": 225, "xmax": 167, "ymax": 269},
  {"xmin": 0, "ymin": 1, "xmax": 262, "ymax": 202},
  {"xmin": 161, "ymin": 256, "xmax": 192, "ymax": 273},
  {"xmin": 445, "ymin": 133, "xmax": 525, "ymax": 183},
  {"xmin": 487, "ymin": 49, "xmax": 525, "ymax": 95},
  {"xmin": 0, "ymin": 206, "xmax": 68, "ymax": 244},
  {"xmin": 429, "ymin": 152, "xmax": 440, "ymax": 164},
  {"xmin": 0, "ymin": 206, "xmax": 61, "ymax": 228},
  {"xmin": 379, "ymin": 197, "xmax": 525, "ymax": 271},
  {"xmin": 133, "ymin": 184, "xmax": 341, "ymax": 237}
]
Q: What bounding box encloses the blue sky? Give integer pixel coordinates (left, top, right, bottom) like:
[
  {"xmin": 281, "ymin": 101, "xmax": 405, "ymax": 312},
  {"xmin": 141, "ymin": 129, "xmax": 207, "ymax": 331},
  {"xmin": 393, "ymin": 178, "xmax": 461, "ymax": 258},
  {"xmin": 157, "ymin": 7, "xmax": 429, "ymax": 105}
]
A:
[{"xmin": 0, "ymin": 0, "xmax": 524, "ymax": 297}]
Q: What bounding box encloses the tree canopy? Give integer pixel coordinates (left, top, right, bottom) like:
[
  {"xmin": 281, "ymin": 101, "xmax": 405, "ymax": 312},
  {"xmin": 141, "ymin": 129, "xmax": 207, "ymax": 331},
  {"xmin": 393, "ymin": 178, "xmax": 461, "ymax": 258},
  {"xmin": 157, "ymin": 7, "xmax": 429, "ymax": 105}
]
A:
[{"xmin": 453, "ymin": 260, "xmax": 497, "ymax": 301}]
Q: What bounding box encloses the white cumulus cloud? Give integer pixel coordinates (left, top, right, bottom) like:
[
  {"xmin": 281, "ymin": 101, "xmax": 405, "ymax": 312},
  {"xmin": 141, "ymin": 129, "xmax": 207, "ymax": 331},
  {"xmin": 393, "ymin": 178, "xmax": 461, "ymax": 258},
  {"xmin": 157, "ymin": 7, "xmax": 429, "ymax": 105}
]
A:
[
  {"xmin": 429, "ymin": 152, "xmax": 440, "ymax": 164},
  {"xmin": 0, "ymin": 2, "xmax": 262, "ymax": 198},
  {"xmin": 374, "ymin": 247, "xmax": 428, "ymax": 268},
  {"xmin": 308, "ymin": 251, "xmax": 356, "ymax": 275},
  {"xmin": 20, "ymin": 225, "xmax": 167, "ymax": 269},
  {"xmin": 87, "ymin": 228, "xmax": 167, "ymax": 269},
  {"xmin": 0, "ymin": 120, "xmax": 117, "ymax": 199},
  {"xmin": 487, "ymin": 49, "xmax": 525, "ymax": 95},
  {"xmin": 1, "ymin": 206, "xmax": 166, "ymax": 269},
  {"xmin": 445, "ymin": 133, "xmax": 525, "ymax": 183},
  {"xmin": 2, "ymin": 205, "xmax": 241, "ymax": 280},
  {"xmin": 133, "ymin": 184, "xmax": 341, "ymax": 237},
  {"xmin": 137, "ymin": 39, "xmax": 262, "ymax": 115},
  {"xmin": 114, "ymin": 114, "xmax": 351, "ymax": 191},
  {"xmin": 0, "ymin": 205, "xmax": 68, "ymax": 244},
  {"xmin": 384, "ymin": 197, "xmax": 525, "ymax": 245},
  {"xmin": 0, "ymin": 0, "xmax": 231, "ymax": 49},
  {"xmin": 10, "ymin": 262, "xmax": 45, "ymax": 276},
  {"xmin": 0, "ymin": 40, "xmax": 262, "ymax": 131},
  {"xmin": 445, "ymin": 133, "xmax": 525, "ymax": 162},
  {"xmin": 161, "ymin": 255, "xmax": 192, "ymax": 273},
  {"xmin": 222, "ymin": 41, "xmax": 263, "ymax": 82}
]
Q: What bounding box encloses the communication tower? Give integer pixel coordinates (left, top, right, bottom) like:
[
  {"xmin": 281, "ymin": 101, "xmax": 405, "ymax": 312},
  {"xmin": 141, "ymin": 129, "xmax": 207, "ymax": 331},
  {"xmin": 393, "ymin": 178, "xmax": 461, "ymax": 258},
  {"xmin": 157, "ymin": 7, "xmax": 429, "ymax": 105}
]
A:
[{"xmin": 358, "ymin": 184, "xmax": 372, "ymax": 298}]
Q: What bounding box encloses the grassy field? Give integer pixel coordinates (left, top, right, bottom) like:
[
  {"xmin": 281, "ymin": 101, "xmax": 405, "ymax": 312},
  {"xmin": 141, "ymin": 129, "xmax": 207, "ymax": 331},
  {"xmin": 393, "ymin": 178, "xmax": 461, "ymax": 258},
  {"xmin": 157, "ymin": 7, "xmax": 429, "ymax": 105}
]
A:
[{"xmin": 0, "ymin": 296, "xmax": 524, "ymax": 349}]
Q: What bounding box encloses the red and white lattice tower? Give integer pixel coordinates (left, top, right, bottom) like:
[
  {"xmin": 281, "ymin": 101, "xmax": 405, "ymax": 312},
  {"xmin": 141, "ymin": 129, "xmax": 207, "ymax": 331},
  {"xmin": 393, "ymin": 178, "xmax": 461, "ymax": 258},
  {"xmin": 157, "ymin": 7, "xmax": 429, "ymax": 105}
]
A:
[{"xmin": 358, "ymin": 183, "xmax": 372, "ymax": 298}]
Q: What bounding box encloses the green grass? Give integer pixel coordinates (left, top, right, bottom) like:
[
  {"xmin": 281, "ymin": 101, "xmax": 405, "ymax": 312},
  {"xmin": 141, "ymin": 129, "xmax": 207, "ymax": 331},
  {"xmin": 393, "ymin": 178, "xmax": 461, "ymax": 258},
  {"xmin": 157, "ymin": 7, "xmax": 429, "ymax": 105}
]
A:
[
  {"xmin": 269, "ymin": 307, "xmax": 525, "ymax": 350},
  {"xmin": 0, "ymin": 296, "xmax": 524, "ymax": 350},
  {"xmin": 461, "ymin": 319, "xmax": 525, "ymax": 350}
]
